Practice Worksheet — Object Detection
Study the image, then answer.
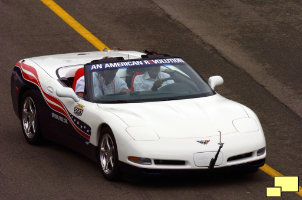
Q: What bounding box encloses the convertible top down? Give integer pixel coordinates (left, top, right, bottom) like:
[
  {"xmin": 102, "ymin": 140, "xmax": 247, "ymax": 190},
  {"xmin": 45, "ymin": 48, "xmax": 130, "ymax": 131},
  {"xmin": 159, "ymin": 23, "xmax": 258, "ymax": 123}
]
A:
[{"xmin": 11, "ymin": 50, "xmax": 266, "ymax": 180}]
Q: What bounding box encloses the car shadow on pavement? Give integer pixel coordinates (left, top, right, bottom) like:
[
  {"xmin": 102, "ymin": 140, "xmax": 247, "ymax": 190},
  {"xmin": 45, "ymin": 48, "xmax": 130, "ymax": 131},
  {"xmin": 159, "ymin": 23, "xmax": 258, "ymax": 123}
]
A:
[{"xmin": 123, "ymin": 170, "xmax": 260, "ymax": 187}]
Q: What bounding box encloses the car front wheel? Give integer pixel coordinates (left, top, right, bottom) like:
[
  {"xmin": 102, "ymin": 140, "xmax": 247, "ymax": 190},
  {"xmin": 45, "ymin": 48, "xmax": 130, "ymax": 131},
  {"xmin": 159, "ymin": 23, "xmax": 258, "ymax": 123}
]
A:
[{"xmin": 98, "ymin": 127, "xmax": 120, "ymax": 181}]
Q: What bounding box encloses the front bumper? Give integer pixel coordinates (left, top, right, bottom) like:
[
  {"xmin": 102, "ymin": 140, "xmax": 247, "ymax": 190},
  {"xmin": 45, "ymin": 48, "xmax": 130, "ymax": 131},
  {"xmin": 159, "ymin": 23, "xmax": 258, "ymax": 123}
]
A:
[
  {"xmin": 119, "ymin": 158, "xmax": 265, "ymax": 176},
  {"xmin": 118, "ymin": 131, "xmax": 266, "ymax": 170}
]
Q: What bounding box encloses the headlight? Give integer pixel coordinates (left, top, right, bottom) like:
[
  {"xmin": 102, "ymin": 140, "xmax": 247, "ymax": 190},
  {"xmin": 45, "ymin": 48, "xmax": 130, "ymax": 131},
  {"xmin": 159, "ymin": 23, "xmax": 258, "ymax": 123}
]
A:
[
  {"xmin": 126, "ymin": 127, "xmax": 159, "ymax": 141},
  {"xmin": 232, "ymin": 118, "xmax": 259, "ymax": 133}
]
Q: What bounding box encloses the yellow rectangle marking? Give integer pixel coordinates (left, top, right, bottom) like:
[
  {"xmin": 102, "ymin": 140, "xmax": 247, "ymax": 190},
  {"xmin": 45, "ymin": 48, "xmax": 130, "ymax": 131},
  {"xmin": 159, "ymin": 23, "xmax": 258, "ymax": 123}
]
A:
[
  {"xmin": 267, "ymin": 187, "xmax": 281, "ymax": 197},
  {"xmin": 260, "ymin": 164, "xmax": 302, "ymax": 197},
  {"xmin": 275, "ymin": 176, "xmax": 299, "ymax": 192},
  {"xmin": 41, "ymin": 0, "xmax": 110, "ymax": 51}
]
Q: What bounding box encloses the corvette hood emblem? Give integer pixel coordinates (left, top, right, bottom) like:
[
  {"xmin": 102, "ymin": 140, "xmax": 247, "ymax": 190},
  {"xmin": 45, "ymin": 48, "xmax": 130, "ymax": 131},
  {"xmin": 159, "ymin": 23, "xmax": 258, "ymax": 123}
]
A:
[{"xmin": 197, "ymin": 140, "xmax": 210, "ymax": 145}]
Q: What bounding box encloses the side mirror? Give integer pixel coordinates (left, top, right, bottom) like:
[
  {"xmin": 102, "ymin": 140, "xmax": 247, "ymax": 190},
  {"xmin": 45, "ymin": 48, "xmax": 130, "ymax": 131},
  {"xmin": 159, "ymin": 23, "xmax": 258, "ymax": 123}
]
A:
[
  {"xmin": 56, "ymin": 87, "xmax": 80, "ymax": 102},
  {"xmin": 208, "ymin": 76, "xmax": 224, "ymax": 90}
]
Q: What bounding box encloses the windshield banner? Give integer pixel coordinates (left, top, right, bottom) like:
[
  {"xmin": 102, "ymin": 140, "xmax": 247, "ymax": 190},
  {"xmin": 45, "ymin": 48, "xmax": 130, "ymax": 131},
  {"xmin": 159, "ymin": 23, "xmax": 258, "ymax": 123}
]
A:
[{"xmin": 87, "ymin": 58, "xmax": 185, "ymax": 71}]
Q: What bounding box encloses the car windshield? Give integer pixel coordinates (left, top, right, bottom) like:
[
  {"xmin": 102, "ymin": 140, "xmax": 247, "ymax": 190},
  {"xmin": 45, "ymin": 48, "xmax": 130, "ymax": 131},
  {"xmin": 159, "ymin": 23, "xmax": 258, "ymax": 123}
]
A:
[{"xmin": 85, "ymin": 57, "xmax": 214, "ymax": 103}]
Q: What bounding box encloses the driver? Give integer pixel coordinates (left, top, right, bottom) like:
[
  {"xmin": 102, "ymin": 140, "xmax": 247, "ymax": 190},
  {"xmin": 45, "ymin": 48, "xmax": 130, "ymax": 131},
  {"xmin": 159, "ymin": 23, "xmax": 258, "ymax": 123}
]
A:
[
  {"xmin": 75, "ymin": 63, "xmax": 129, "ymax": 97},
  {"xmin": 133, "ymin": 66, "xmax": 174, "ymax": 91}
]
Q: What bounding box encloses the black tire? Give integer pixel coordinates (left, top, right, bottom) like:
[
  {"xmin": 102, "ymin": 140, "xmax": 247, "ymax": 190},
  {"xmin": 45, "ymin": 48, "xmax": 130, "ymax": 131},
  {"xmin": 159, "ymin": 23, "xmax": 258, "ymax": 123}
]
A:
[
  {"xmin": 97, "ymin": 127, "xmax": 120, "ymax": 181},
  {"xmin": 20, "ymin": 90, "xmax": 43, "ymax": 145}
]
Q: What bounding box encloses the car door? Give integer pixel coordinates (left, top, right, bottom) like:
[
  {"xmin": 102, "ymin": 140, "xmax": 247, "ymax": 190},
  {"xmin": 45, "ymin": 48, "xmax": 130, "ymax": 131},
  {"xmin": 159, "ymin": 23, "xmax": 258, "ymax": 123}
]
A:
[{"xmin": 43, "ymin": 78, "xmax": 93, "ymax": 155}]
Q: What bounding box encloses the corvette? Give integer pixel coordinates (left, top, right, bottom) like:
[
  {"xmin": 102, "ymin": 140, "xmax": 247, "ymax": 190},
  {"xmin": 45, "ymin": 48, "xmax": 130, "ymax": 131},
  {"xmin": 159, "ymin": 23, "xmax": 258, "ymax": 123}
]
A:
[{"xmin": 11, "ymin": 50, "xmax": 266, "ymax": 180}]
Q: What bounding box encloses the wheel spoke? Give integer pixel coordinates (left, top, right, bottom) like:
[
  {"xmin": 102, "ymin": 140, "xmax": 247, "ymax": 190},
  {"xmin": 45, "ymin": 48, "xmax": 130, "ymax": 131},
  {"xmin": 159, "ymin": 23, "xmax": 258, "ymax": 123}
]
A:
[
  {"xmin": 106, "ymin": 136, "xmax": 111, "ymax": 151},
  {"xmin": 23, "ymin": 121, "xmax": 27, "ymax": 131},
  {"xmin": 32, "ymin": 108, "xmax": 36, "ymax": 118},
  {"xmin": 109, "ymin": 156, "xmax": 114, "ymax": 168},
  {"xmin": 29, "ymin": 103, "xmax": 34, "ymax": 114},
  {"xmin": 26, "ymin": 122, "xmax": 31, "ymax": 133},
  {"xmin": 31, "ymin": 120, "xmax": 36, "ymax": 133},
  {"xmin": 23, "ymin": 101, "xmax": 29, "ymax": 114},
  {"xmin": 105, "ymin": 157, "xmax": 109, "ymax": 171}
]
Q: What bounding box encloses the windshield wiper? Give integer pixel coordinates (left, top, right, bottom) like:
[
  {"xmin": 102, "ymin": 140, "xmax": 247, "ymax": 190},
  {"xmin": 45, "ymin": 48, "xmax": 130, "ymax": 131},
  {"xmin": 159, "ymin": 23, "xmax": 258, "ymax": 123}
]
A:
[
  {"xmin": 99, "ymin": 100, "xmax": 131, "ymax": 104},
  {"xmin": 159, "ymin": 97, "xmax": 180, "ymax": 101}
]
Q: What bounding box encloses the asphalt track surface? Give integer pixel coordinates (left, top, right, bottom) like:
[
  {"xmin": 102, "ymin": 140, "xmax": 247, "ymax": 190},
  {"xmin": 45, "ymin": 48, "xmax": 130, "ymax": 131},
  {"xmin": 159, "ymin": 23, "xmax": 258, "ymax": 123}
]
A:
[{"xmin": 0, "ymin": 0, "xmax": 301, "ymax": 199}]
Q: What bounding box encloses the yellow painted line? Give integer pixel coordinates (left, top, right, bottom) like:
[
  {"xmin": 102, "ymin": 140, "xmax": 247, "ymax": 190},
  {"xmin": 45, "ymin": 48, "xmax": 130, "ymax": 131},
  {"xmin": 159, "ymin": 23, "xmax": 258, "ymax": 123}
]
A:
[
  {"xmin": 41, "ymin": 0, "xmax": 301, "ymax": 197},
  {"xmin": 41, "ymin": 0, "xmax": 110, "ymax": 51},
  {"xmin": 260, "ymin": 164, "xmax": 283, "ymax": 177},
  {"xmin": 260, "ymin": 164, "xmax": 302, "ymax": 197}
]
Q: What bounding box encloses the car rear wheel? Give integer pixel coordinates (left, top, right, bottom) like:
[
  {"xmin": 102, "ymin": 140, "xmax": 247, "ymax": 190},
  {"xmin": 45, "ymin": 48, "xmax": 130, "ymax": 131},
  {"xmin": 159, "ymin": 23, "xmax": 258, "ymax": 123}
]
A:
[
  {"xmin": 98, "ymin": 127, "xmax": 120, "ymax": 181},
  {"xmin": 21, "ymin": 90, "xmax": 43, "ymax": 145}
]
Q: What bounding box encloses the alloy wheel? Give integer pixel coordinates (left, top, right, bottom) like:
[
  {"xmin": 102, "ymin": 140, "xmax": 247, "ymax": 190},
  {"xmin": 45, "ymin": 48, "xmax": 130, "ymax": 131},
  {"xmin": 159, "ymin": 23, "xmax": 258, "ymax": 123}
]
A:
[
  {"xmin": 22, "ymin": 97, "xmax": 37, "ymax": 139},
  {"xmin": 100, "ymin": 133, "xmax": 116, "ymax": 174}
]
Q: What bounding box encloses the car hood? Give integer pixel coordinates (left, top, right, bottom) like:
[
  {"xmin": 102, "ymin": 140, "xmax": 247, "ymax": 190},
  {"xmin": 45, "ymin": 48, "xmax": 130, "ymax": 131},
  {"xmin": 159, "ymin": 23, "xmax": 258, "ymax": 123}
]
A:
[{"xmin": 99, "ymin": 95, "xmax": 248, "ymax": 139}]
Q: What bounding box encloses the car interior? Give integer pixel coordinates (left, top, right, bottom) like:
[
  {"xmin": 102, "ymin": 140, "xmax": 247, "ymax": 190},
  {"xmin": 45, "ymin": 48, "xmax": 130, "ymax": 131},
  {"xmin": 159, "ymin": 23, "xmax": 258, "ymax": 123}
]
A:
[{"xmin": 56, "ymin": 62, "xmax": 201, "ymax": 97}]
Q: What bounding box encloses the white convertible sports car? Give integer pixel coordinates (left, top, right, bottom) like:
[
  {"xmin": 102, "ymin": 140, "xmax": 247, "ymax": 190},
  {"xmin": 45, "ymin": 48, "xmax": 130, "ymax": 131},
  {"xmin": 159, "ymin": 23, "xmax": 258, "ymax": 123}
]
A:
[{"xmin": 11, "ymin": 50, "xmax": 266, "ymax": 180}]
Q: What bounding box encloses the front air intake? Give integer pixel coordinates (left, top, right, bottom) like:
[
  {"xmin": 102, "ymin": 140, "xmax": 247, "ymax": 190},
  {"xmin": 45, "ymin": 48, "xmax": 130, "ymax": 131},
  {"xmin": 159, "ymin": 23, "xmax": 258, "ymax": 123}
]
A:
[
  {"xmin": 227, "ymin": 152, "xmax": 253, "ymax": 162},
  {"xmin": 154, "ymin": 159, "xmax": 185, "ymax": 165}
]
